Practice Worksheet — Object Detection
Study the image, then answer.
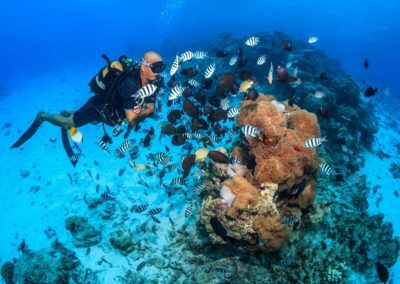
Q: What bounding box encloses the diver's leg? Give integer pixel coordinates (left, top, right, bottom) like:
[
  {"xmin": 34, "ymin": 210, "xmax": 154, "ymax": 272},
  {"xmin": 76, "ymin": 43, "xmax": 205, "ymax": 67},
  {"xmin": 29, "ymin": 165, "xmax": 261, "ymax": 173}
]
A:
[
  {"xmin": 38, "ymin": 112, "xmax": 76, "ymax": 129},
  {"xmin": 60, "ymin": 110, "xmax": 75, "ymax": 117}
]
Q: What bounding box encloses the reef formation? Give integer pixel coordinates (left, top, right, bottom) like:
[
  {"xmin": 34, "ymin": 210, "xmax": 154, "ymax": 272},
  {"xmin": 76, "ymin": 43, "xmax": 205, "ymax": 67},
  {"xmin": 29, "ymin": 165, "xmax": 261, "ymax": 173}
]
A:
[
  {"xmin": 201, "ymin": 94, "xmax": 320, "ymax": 252},
  {"xmin": 2, "ymin": 31, "xmax": 398, "ymax": 283}
]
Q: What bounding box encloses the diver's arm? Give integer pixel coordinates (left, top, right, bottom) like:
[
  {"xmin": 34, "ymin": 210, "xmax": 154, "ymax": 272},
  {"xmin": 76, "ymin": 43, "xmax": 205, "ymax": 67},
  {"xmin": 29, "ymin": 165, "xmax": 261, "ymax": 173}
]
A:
[
  {"xmin": 138, "ymin": 103, "xmax": 154, "ymax": 118},
  {"xmin": 125, "ymin": 103, "xmax": 154, "ymax": 126},
  {"xmin": 125, "ymin": 107, "xmax": 141, "ymax": 126},
  {"xmin": 132, "ymin": 103, "xmax": 154, "ymax": 125}
]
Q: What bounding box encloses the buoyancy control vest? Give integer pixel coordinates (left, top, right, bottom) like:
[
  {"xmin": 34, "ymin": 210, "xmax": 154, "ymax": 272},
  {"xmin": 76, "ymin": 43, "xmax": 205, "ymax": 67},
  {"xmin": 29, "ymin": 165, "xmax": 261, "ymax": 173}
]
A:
[
  {"xmin": 89, "ymin": 54, "xmax": 140, "ymax": 103},
  {"xmin": 88, "ymin": 55, "xmax": 140, "ymax": 127}
]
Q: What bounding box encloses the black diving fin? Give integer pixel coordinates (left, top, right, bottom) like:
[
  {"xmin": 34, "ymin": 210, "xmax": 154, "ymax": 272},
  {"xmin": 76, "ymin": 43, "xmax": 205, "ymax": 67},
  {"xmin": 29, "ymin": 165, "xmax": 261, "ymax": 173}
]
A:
[
  {"xmin": 10, "ymin": 114, "xmax": 42, "ymax": 149},
  {"xmin": 61, "ymin": 128, "xmax": 79, "ymax": 167}
]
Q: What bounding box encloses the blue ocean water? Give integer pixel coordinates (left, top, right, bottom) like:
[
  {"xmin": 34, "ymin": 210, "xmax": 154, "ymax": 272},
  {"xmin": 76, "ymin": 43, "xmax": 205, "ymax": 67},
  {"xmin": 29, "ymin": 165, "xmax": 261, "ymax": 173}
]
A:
[
  {"xmin": 0, "ymin": 0, "xmax": 400, "ymax": 283},
  {"xmin": 1, "ymin": 0, "xmax": 399, "ymax": 93}
]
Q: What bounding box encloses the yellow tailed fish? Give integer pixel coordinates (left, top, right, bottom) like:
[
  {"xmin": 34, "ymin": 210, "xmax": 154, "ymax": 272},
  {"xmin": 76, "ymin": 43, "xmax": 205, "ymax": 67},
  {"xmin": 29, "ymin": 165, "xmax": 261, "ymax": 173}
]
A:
[
  {"xmin": 239, "ymin": 80, "xmax": 254, "ymax": 93},
  {"xmin": 195, "ymin": 148, "xmax": 209, "ymax": 162},
  {"xmin": 268, "ymin": 61, "xmax": 273, "ymax": 85},
  {"xmin": 70, "ymin": 127, "xmax": 83, "ymax": 143}
]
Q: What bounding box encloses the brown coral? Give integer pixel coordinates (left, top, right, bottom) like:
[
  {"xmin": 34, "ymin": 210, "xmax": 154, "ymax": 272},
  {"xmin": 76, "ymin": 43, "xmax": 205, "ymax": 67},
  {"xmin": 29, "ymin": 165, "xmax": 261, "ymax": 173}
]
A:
[
  {"xmin": 287, "ymin": 109, "xmax": 320, "ymax": 140},
  {"xmin": 287, "ymin": 179, "xmax": 317, "ymax": 208},
  {"xmin": 253, "ymin": 215, "xmax": 289, "ymax": 252},
  {"xmin": 223, "ymin": 176, "xmax": 260, "ymax": 217},
  {"xmin": 201, "ymin": 94, "xmax": 321, "ymax": 253},
  {"xmin": 238, "ymin": 94, "xmax": 319, "ymax": 189}
]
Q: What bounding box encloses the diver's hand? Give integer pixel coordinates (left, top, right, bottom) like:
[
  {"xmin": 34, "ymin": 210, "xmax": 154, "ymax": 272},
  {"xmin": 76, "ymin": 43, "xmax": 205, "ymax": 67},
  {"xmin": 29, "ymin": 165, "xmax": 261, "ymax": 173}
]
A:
[{"xmin": 133, "ymin": 105, "xmax": 142, "ymax": 114}]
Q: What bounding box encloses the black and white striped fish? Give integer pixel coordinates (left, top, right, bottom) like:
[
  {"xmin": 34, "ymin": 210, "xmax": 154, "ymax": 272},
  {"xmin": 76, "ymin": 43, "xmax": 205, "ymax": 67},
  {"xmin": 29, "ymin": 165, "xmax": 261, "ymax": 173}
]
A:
[
  {"xmin": 98, "ymin": 140, "xmax": 111, "ymax": 153},
  {"xmin": 146, "ymin": 208, "xmax": 162, "ymax": 216},
  {"xmin": 184, "ymin": 202, "xmax": 192, "ymax": 217},
  {"xmin": 257, "ymin": 54, "xmax": 266, "ymax": 65},
  {"xmin": 204, "ymin": 63, "xmax": 216, "ymax": 79},
  {"xmin": 136, "ymin": 261, "xmax": 146, "ymax": 271},
  {"xmin": 193, "ymin": 169, "xmax": 204, "ymax": 180},
  {"xmin": 194, "ymin": 184, "xmax": 204, "ymax": 197},
  {"xmin": 131, "ymin": 203, "xmax": 149, "ymax": 213},
  {"xmin": 188, "ymin": 79, "xmax": 200, "ymax": 88},
  {"xmin": 227, "ymin": 107, "xmax": 240, "ymax": 118},
  {"xmin": 133, "ymin": 84, "xmax": 158, "ymax": 101},
  {"xmin": 192, "ymin": 132, "xmax": 203, "ymax": 139},
  {"xmin": 193, "ymin": 51, "xmax": 207, "ymax": 59},
  {"xmin": 319, "ymin": 163, "xmax": 335, "ymax": 176},
  {"xmin": 171, "ymin": 177, "xmax": 185, "ymax": 185},
  {"xmin": 114, "ymin": 151, "xmax": 125, "ymax": 159},
  {"xmin": 155, "ymin": 153, "xmax": 170, "ymax": 165},
  {"xmin": 304, "ymin": 137, "xmax": 327, "ymax": 148},
  {"xmin": 101, "ymin": 193, "xmax": 115, "ymax": 201},
  {"xmin": 170, "ymin": 54, "xmax": 179, "ymax": 76},
  {"xmin": 184, "ymin": 132, "xmax": 193, "ymax": 139},
  {"xmin": 168, "ymin": 85, "xmax": 184, "ymax": 101},
  {"xmin": 229, "ymin": 56, "xmax": 238, "ymax": 66},
  {"xmin": 281, "ymin": 216, "xmax": 299, "ymax": 225},
  {"xmin": 117, "ymin": 139, "xmax": 134, "ymax": 153},
  {"xmin": 210, "ymin": 135, "xmax": 221, "ymax": 143},
  {"xmin": 180, "ymin": 51, "xmax": 193, "ymax": 62},
  {"xmin": 241, "ymin": 125, "xmax": 262, "ymax": 138},
  {"xmin": 114, "ymin": 139, "xmax": 134, "ymax": 157},
  {"xmin": 353, "ymin": 172, "xmax": 362, "ymax": 183},
  {"xmin": 245, "ymin": 36, "xmax": 259, "ymax": 47},
  {"xmin": 147, "ymin": 152, "xmax": 167, "ymax": 162}
]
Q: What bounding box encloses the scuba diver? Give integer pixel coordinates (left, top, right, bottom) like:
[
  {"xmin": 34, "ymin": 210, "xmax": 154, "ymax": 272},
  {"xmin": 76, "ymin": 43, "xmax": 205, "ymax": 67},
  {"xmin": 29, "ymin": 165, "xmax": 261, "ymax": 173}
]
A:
[{"xmin": 10, "ymin": 51, "xmax": 166, "ymax": 165}]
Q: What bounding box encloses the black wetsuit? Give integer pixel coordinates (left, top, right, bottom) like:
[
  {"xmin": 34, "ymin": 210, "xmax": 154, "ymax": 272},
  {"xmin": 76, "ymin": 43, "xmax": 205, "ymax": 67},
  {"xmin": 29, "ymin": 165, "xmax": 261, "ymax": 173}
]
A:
[{"xmin": 73, "ymin": 67, "xmax": 156, "ymax": 127}]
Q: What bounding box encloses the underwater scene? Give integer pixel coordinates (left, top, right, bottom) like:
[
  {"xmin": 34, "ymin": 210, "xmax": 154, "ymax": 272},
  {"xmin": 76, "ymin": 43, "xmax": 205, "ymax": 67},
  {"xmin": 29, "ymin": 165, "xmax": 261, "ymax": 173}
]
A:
[{"xmin": 1, "ymin": 0, "xmax": 400, "ymax": 283}]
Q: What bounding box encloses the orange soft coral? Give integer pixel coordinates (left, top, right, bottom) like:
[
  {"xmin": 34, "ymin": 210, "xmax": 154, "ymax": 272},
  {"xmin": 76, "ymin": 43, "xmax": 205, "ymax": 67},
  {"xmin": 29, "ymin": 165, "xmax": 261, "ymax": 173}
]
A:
[
  {"xmin": 253, "ymin": 214, "xmax": 289, "ymax": 251},
  {"xmin": 222, "ymin": 176, "xmax": 260, "ymax": 218},
  {"xmin": 287, "ymin": 109, "xmax": 320, "ymax": 140},
  {"xmin": 238, "ymin": 94, "xmax": 319, "ymax": 189}
]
